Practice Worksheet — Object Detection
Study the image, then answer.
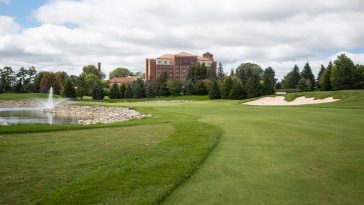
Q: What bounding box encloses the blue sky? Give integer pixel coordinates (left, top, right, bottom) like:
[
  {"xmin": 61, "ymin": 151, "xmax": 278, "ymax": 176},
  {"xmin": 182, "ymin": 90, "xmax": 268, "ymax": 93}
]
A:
[
  {"xmin": 0, "ymin": 0, "xmax": 48, "ymax": 28},
  {"xmin": 0, "ymin": 0, "xmax": 363, "ymax": 78}
]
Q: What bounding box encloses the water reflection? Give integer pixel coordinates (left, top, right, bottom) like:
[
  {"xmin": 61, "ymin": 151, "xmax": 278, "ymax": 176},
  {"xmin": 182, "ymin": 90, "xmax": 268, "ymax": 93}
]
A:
[{"xmin": 0, "ymin": 110, "xmax": 94, "ymax": 125}]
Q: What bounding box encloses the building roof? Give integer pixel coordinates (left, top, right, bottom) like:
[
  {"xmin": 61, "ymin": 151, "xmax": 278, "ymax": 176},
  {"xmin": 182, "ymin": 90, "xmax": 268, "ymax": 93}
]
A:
[
  {"xmin": 197, "ymin": 56, "xmax": 212, "ymax": 61},
  {"xmin": 203, "ymin": 52, "xmax": 213, "ymax": 56},
  {"xmin": 108, "ymin": 76, "xmax": 137, "ymax": 84},
  {"xmin": 157, "ymin": 54, "xmax": 174, "ymax": 59},
  {"xmin": 175, "ymin": 51, "xmax": 194, "ymax": 56}
]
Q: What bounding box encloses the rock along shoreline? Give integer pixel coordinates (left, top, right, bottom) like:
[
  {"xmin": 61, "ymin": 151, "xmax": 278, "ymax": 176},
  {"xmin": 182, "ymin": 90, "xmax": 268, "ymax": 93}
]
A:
[{"xmin": 45, "ymin": 103, "xmax": 151, "ymax": 125}]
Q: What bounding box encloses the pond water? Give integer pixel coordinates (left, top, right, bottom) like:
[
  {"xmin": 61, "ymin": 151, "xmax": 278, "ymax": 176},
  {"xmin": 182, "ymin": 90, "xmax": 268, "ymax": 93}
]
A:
[{"xmin": 0, "ymin": 109, "xmax": 94, "ymax": 125}]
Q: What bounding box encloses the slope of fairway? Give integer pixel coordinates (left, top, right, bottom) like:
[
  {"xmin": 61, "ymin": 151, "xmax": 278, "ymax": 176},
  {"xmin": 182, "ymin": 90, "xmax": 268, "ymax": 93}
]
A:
[
  {"xmin": 162, "ymin": 90, "xmax": 364, "ymax": 205},
  {"xmin": 0, "ymin": 117, "xmax": 221, "ymax": 204}
]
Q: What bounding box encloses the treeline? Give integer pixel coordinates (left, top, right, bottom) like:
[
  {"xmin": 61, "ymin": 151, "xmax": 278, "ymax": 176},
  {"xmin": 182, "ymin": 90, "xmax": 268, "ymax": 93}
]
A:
[
  {"xmin": 0, "ymin": 65, "xmax": 106, "ymax": 98},
  {"xmin": 280, "ymin": 54, "xmax": 364, "ymax": 91},
  {"xmin": 2, "ymin": 53, "xmax": 363, "ymax": 100},
  {"xmin": 106, "ymin": 62, "xmax": 276, "ymax": 100}
]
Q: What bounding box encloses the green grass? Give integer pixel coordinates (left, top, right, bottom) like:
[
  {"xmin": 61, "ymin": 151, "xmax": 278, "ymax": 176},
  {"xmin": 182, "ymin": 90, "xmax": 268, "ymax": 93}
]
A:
[
  {"xmin": 0, "ymin": 93, "xmax": 61, "ymax": 101},
  {"xmin": 79, "ymin": 95, "xmax": 209, "ymax": 102},
  {"xmin": 1, "ymin": 90, "xmax": 364, "ymax": 205},
  {"xmin": 0, "ymin": 108, "xmax": 221, "ymax": 205}
]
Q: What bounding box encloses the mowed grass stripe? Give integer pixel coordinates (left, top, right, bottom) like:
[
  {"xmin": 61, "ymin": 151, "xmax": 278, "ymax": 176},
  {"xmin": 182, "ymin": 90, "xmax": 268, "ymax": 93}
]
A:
[
  {"xmin": 32, "ymin": 121, "xmax": 221, "ymax": 205},
  {"xmin": 163, "ymin": 91, "xmax": 364, "ymax": 205}
]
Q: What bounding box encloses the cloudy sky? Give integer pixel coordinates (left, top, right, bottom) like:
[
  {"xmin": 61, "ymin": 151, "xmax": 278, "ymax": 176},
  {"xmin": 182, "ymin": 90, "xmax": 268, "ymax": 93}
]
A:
[{"xmin": 1, "ymin": 0, "xmax": 364, "ymax": 79}]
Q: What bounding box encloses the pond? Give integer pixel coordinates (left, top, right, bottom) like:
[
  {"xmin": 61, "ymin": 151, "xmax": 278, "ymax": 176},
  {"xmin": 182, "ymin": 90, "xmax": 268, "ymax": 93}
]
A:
[{"xmin": 0, "ymin": 109, "xmax": 94, "ymax": 125}]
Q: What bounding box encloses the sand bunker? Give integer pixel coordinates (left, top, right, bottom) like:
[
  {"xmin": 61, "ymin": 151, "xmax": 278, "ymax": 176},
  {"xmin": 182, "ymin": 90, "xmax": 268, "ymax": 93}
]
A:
[{"xmin": 244, "ymin": 96, "xmax": 338, "ymax": 106}]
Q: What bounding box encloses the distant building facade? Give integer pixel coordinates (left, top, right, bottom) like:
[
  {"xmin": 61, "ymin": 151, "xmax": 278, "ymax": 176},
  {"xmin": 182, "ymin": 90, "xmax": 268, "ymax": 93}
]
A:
[{"xmin": 146, "ymin": 52, "xmax": 217, "ymax": 81}]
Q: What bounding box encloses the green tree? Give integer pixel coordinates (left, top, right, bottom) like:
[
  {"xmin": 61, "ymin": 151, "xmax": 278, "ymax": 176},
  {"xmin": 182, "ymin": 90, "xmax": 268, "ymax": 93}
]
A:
[
  {"xmin": 63, "ymin": 78, "xmax": 76, "ymax": 98},
  {"xmin": 145, "ymin": 81, "xmax": 156, "ymax": 98},
  {"xmin": 82, "ymin": 65, "xmax": 105, "ymax": 79},
  {"xmin": 319, "ymin": 62, "xmax": 332, "ymax": 91},
  {"xmin": 124, "ymin": 84, "xmax": 133, "ymax": 98},
  {"xmin": 282, "ymin": 65, "xmax": 301, "ymax": 89},
  {"xmin": 167, "ymin": 79, "xmax": 182, "ymax": 96},
  {"xmin": 184, "ymin": 80, "xmax": 194, "ymax": 95},
  {"xmin": 353, "ymin": 64, "xmax": 364, "ymax": 89},
  {"xmin": 217, "ymin": 62, "xmax": 225, "ymax": 80},
  {"xmin": 158, "ymin": 72, "xmax": 169, "ymax": 96},
  {"xmin": 119, "ymin": 84, "xmax": 126, "ymax": 99},
  {"xmin": 235, "ymin": 63, "xmax": 263, "ymax": 86},
  {"xmin": 221, "ymin": 77, "xmax": 233, "ymax": 99},
  {"xmin": 262, "ymin": 66, "xmax": 276, "ymax": 95},
  {"xmin": 91, "ymin": 84, "xmax": 104, "ymax": 100},
  {"xmin": 109, "ymin": 82, "xmax": 120, "ymax": 99},
  {"xmin": 331, "ymin": 54, "xmax": 355, "ymax": 90},
  {"xmin": 34, "ymin": 71, "xmax": 46, "ymax": 93},
  {"xmin": 301, "ymin": 62, "xmax": 315, "ymax": 91},
  {"xmin": 209, "ymin": 80, "xmax": 221, "ymax": 99},
  {"xmin": 246, "ymin": 75, "xmax": 261, "ymax": 98},
  {"xmin": 193, "ymin": 80, "xmax": 208, "ymax": 95},
  {"xmin": 229, "ymin": 79, "xmax": 246, "ymax": 100},
  {"xmin": 109, "ymin": 67, "xmax": 131, "ymax": 79},
  {"xmin": 15, "ymin": 67, "xmax": 28, "ymax": 92},
  {"xmin": 132, "ymin": 79, "xmax": 146, "ymax": 98},
  {"xmin": 230, "ymin": 68, "xmax": 235, "ymax": 77},
  {"xmin": 297, "ymin": 78, "xmax": 308, "ymax": 92},
  {"xmin": 0, "ymin": 66, "xmax": 15, "ymax": 93}
]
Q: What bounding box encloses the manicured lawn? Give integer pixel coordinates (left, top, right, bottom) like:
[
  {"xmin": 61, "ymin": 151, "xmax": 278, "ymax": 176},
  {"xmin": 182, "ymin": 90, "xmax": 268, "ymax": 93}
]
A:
[
  {"xmin": 80, "ymin": 95, "xmax": 209, "ymax": 102},
  {"xmin": 1, "ymin": 90, "xmax": 363, "ymax": 204},
  {"xmin": 0, "ymin": 93, "xmax": 61, "ymax": 101}
]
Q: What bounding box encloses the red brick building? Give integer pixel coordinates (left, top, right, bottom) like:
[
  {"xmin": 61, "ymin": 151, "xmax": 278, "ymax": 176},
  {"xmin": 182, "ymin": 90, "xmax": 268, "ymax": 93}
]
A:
[{"xmin": 146, "ymin": 52, "xmax": 217, "ymax": 81}]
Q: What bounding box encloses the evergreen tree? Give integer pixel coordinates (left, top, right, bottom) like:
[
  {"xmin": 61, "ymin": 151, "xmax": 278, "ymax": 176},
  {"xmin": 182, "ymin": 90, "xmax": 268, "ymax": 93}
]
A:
[
  {"xmin": 301, "ymin": 62, "xmax": 315, "ymax": 91},
  {"xmin": 109, "ymin": 82, "xmax": 120, "ymax": 99},
  {"xmin": 246, "ymin": 75, "xmax": 261, "ymax": 98},
  {"xmin": 229, "ymin": 80, "xmax": 246, "ymax": 100},
  {"xmin": 209, "ymin": 80, "xmax": 221, "ymax": 99},
  {"xmin": 230, "ymin": 68, "xmax": 235, "ymax": 77},
  {"xmin": 119, "ymin": 84, "xmax": 126, "ymax": 98},
  {"xmin": 91, "ymin": 84, "xmax": 104, "ymax": 100},
  {"xmin": 62, "ymin": 78, "xmax": 76, "ymax": 98},
  {"xmin": 193, "ymin": 80, "xmax": 208, "ymax": 95},
  {"xmin": 353, "ymin": 64, "xmax": 364, "ymax": 88},
  {"xmin": 167, "ymin": 79, "xmax": 182, "ymax": 96},
  {"xmin": 217, "ymin": 62, "xmax": 225, "ymax": 80},
  {"xmin": 275, "ymin": 82, "xmax": 282, "ymax": 89},
  {"xmin": 145, "ymin": 82, "xmax": 156, "ymax": 98},
  {"xmin": 184, "ymin": 80, "xmax": 194, "ymax": 95},
  {"xmin": 262, "ymin": 66, "xmax": 276, "ymax": 95},
  {"xmin": 282, "ymin": 65, "xmax": 301, "ymax": 89},
  {"xmin": 124, "ymin": 84, "xmax": 133, "ymax": 98},
  {"xmin": 132, "ymin": 79, "xmax": 146, "ymax": 98},
  {"xmin": 221, "ymin": 77, "xmax": 233, "ymax": 99},
  {"xmin": 318, "ymin": 64, "xmax": 325, "ymax": 81},
  {"xmin": 319, "ymin": 62, "xmax": 332, "ymax": 91},
  {"xmin": 331, "ymin": 54, "xmax": 355, "ymax": 90},
  {"xmin": 297, "ymin": 78, "xmax": 308, "ymax": 92},
  {"xmin": 158, "ymin": 72, "xmax": 169, "ymax": 96}
]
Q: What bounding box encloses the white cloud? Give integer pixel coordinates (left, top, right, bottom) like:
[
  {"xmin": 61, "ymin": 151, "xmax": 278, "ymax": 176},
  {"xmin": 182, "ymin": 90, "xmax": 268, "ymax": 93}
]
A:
[{"xmin": 0, "ymin": 0, "xmax": 364, "ymax": 79}]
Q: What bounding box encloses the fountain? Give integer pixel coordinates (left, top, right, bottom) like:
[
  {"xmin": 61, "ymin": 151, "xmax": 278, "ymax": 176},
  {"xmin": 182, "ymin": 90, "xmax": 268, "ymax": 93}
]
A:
[
  {"xmin": 0, "ymin": 87, "xmax": 92, "ymax": 125},
  {"xmin": 45, "ymin": 87, "xmax": 54, "ymax": 109}
]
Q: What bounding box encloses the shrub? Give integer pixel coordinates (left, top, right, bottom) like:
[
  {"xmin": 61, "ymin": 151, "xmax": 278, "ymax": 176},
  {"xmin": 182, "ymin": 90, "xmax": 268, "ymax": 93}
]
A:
[
  {"xmin": 209, "ymin": 80, "xmax": 221, "ymax": 99},
  {"xmin": 62, "ymin": 78, "xmax": 76, "ymax": 98},
  {"xmin": 91, "ymin": 84, "xmax": 104, "ymax": 100}
]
